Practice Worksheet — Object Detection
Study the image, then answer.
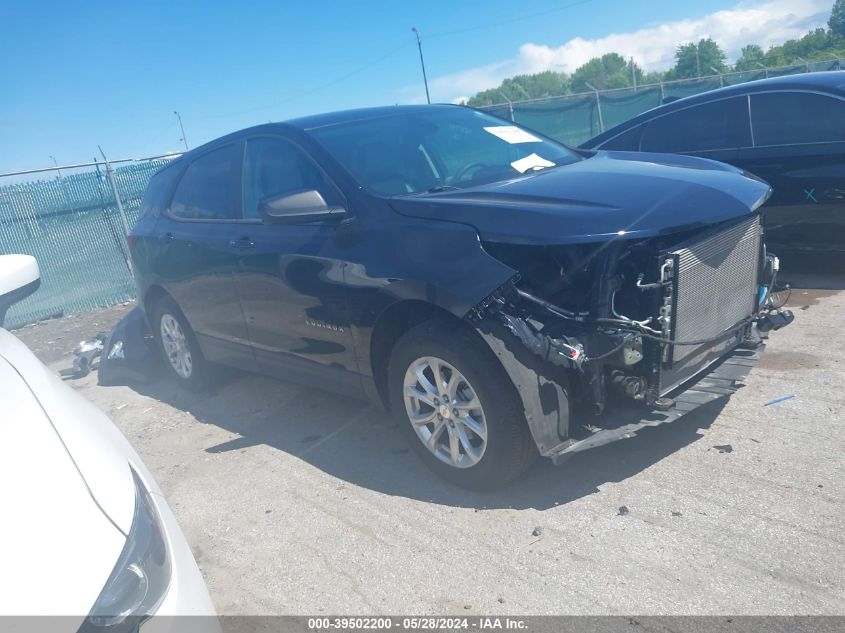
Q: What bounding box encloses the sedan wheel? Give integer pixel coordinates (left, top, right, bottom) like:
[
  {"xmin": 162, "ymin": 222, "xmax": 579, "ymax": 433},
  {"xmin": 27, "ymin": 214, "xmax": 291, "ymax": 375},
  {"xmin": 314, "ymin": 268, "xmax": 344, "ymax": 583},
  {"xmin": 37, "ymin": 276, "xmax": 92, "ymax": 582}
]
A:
[{"xmin": 403, "ymin": 356, "xmax": 488, "ymax": 469}]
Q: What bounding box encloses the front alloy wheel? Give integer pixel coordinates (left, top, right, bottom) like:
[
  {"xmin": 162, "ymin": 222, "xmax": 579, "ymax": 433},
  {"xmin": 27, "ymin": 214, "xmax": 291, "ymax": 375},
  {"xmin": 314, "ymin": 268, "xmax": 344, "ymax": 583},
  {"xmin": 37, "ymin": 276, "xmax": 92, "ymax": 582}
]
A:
[
  {"xmin": 389, "ymin": 321, "xmax": 538, "ymax": 490},
  {"xmin": 403, "ymin": 356, "xmax": 488, "ymax": 468}
]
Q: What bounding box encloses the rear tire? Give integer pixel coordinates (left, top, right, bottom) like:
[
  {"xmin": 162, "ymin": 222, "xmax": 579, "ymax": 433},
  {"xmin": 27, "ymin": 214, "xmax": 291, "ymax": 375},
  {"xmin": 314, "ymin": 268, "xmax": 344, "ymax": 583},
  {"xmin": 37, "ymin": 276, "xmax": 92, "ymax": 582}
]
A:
[
  {"xmin": 388, "ymin": 321, "xmax": 537, "ymax": 490},
  {"xmin": 151, "ymin": 296, "xmax": 216, "ymax": 391}
]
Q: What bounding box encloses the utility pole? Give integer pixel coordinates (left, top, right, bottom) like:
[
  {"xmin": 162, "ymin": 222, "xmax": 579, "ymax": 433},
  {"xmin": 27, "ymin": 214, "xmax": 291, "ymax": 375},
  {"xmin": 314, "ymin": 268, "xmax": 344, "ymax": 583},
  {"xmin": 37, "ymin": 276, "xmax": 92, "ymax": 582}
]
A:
[
  {"xmin": 411, "ymin": 27, "xmax": 431, "ymax": 104},
  {"xmin": 174, "ymin": 111, "xmax": 189, "ymax": 151}
]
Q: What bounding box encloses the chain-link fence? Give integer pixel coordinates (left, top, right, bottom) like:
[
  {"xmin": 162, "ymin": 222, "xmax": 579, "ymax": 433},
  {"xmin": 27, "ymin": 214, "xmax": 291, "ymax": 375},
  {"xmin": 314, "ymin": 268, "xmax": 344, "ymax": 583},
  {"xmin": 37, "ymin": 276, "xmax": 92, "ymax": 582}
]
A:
[
  {"xmin": 481, "ymin": 58, "xmax": 844, "ymax": 146},
  {"xmin": 0, "ymin": 156, "xmax": 177, "ymax": 328}
]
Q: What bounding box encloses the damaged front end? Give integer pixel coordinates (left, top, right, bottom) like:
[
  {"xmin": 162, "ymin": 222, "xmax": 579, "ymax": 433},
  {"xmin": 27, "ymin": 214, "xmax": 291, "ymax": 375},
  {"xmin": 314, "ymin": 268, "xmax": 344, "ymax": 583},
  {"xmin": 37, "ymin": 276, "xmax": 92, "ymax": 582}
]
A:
[{"xmin": 468, "ymin": 215, "xmax": 794, "ymax": 461}]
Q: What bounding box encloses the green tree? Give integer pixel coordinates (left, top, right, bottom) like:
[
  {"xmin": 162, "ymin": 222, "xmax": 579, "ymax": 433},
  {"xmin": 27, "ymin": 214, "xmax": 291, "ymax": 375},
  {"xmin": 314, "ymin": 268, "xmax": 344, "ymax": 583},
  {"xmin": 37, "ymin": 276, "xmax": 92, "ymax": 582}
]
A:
[
  {"xmin": 570, "ymin": 53, "xmax": 643, "ymax": 92},
  {"xmin": 669, "ymin": 38, "xmax": 727, "ymax": 79},
  {"xmin": 734, "ymin": 44, "xmax": 766, "ymax": 71},
  {"xmin": 467, "ymin": 70, "xmax": 569, "ymax": 107},
  {"xmin": 830, "ymin": 0, "xmax": 845, "ymax": 38}
]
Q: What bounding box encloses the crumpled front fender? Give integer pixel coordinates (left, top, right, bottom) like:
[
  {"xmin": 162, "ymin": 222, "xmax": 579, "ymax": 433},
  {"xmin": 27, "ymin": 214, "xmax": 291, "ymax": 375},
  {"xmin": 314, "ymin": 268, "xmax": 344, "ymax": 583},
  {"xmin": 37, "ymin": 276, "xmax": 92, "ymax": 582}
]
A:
[{"xmin": 474, "ymin": 318, "xmax": 573, "ymax": 457}]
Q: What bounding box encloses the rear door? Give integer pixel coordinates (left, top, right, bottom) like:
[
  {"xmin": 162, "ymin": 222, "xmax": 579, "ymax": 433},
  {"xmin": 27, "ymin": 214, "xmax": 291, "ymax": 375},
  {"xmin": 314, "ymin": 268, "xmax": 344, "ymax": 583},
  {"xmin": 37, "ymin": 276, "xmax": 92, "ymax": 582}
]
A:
[
  {"xmin": 155, "ymin": 141, "xmax": 257, "ymax": 371},
  {"xmin": 737, "ymin": 90, "xmax": 845, "ymax": 254},
  {"xmin": 234, "ymin": 135, "xmax": 360, "ymax": 395}
]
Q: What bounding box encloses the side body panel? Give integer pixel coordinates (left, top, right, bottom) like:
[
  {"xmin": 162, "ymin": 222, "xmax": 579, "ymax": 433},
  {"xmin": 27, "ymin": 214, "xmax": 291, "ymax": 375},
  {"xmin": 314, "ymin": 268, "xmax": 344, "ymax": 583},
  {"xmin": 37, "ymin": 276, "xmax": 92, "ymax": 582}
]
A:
[{"xmin": 735, "ymin": 142, "xmax": 845, "ymax": 254}]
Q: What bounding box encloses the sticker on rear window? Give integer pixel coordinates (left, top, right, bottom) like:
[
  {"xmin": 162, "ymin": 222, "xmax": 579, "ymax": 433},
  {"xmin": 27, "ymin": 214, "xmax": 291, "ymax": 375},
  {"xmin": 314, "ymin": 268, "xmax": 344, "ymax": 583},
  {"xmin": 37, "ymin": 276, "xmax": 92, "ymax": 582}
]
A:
[
  {"xmin": 484, "ymin": 125, "xmax": 541, "ymax": 144},
  {"xmin": 511, "ymin": 153, "xmax": 555, "ymax": 173}
]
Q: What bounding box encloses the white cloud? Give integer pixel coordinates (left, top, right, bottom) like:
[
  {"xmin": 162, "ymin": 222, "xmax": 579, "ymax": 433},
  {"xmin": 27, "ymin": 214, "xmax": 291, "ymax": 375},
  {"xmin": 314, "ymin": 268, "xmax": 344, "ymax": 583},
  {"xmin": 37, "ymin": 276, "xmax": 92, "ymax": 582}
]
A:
[{"xmin": 413, "ymin": 0, "xmax": 831, "ymax": 103}]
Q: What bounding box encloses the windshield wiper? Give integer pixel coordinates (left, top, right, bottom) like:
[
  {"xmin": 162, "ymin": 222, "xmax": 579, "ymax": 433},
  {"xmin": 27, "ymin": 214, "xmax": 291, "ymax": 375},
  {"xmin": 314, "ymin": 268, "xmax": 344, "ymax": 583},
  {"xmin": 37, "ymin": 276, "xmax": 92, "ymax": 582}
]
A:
[{"xmin": 425, "ymin": 185, "xmax": 461, "ymax": 193}]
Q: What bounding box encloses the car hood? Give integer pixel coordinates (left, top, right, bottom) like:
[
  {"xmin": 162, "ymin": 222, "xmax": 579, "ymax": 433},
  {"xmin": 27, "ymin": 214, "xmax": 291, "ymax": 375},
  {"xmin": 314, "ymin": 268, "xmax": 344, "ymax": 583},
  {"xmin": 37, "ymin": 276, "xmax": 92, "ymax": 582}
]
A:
[
  {"xmin": 0, "ymin": 354, "xmax": 125, "ymax": 618},
  {"xmin": 389, "ymin": 151, "xmax": 771, "ymax": 245}
]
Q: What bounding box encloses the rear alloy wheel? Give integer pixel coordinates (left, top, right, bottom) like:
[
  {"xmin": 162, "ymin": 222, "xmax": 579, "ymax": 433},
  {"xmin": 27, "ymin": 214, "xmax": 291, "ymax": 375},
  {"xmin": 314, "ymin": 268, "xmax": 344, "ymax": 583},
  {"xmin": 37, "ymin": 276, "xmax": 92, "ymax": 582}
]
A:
[
  {"xmin": 160, "ymin": 313, "xmax": 193, "ymax": 379},
  {"xmin": 389, "ymin": 322, "xmax": 537, "ymax": 490},
  {"xmin": 152, "ymin": 296, "xmax": 215, "ymax": 391}
]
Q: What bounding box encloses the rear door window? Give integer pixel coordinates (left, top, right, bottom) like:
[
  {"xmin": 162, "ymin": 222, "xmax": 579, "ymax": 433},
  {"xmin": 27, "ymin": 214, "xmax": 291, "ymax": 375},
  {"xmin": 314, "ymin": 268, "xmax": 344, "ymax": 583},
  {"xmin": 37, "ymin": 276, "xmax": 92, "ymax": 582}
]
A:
[
  {"xmin": 170, "ymin": 143, "xmax": 243, "ymax": 220},
  {"xmin": 640, "ymin": 97, "xmax": 751, "ymax": 153},
  {"xmin": 750, "ymin": 92, "xmax": 845, "ymax": 146}
]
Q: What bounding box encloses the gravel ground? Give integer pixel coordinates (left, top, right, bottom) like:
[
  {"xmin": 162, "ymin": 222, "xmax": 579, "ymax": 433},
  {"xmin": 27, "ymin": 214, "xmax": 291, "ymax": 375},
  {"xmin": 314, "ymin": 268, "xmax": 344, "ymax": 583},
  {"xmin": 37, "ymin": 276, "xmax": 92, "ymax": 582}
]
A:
[{"xmin": 13, "ymin": 278, "xmax": 845, "ymax": 616}]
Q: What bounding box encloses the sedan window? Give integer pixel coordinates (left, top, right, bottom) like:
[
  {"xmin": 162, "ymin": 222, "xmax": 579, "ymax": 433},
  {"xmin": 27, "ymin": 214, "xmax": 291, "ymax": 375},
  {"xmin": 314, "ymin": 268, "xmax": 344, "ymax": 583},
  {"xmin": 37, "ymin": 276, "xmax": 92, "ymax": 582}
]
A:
[
  {"xmin": 751, "ymin": 92, "xmax": 845, "ymax": 146},
  {"xmin": 307, "ymin": 108, "xmax": 580, "ymax": 196},
  {"xmin": 640, "ymin": 97, "xmax": 751, "ymax": 153}
]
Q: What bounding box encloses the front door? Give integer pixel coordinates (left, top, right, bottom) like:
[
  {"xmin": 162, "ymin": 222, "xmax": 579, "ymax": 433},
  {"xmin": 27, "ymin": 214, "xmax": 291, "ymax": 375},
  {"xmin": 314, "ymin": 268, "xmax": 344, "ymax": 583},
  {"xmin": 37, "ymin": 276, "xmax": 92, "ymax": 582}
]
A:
[{"xmin": 234, "ymin": 135, "xmax": 360, "ymax": 396}]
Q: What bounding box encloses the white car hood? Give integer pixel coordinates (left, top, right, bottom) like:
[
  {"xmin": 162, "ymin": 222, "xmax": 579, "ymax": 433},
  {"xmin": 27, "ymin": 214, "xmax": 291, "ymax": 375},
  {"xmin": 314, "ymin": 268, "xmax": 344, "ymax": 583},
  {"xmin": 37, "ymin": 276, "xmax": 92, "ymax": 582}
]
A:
[
  {"xmin": 0, "ymin": 355, "xmax": 125, "ymax": 616},
  {"xmin": 0, "ymin": 329, "xmax": 144, "ymax": 534}
]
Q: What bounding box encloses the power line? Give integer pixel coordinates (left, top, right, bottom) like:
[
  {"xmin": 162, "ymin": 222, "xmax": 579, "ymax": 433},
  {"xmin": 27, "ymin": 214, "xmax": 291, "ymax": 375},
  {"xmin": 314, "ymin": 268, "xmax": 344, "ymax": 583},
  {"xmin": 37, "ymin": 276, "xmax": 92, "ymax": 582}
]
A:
[
  {"xmin": 197, "ymin": 41, "xmax": 412, "ymax": 121},
  {"xmin": 427, "ymin": 0, "xmax": 600, "ymax": 40}
]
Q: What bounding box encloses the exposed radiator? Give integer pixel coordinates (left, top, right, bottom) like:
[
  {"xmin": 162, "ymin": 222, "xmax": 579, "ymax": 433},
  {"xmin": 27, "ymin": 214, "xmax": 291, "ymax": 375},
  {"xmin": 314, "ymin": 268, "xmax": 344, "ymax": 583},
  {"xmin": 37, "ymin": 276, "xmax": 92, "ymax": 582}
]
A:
[{"xmin": 661, "ymin": 216, "xmax": 761, "ymax": 393}]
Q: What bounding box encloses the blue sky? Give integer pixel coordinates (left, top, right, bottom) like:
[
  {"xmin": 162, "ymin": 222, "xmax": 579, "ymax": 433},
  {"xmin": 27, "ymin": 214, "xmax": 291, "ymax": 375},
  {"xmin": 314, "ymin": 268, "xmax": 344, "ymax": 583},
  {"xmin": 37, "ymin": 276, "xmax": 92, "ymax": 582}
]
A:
[{"xmin": 0, "ymin": 0, "xmax": 831, "ymax": 173}]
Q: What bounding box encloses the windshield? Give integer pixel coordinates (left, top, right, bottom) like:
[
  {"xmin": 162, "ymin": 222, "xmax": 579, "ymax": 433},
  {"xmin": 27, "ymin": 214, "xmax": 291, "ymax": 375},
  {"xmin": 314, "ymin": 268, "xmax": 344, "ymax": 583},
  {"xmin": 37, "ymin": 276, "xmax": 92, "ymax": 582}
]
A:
[{"xmin": 306, "ymin": 107, "xmax": 581, "ymax": 196}]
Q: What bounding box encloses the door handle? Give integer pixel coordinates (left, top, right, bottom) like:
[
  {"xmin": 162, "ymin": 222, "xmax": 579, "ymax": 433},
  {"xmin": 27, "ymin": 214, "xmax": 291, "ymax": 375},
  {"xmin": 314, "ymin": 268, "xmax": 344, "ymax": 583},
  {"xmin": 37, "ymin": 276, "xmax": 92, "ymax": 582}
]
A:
[{"xmin": 229, "ymin": 237, "xmax": 255, "ymax": 249}]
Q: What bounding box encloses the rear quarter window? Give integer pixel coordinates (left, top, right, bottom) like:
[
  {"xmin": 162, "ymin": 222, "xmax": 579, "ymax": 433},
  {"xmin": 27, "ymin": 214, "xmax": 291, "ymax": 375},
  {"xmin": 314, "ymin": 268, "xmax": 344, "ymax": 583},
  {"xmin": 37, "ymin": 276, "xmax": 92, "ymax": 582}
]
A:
[
  {"xmin": 138, "ymin": 163, "xmax": 183, "ymax": 220},
  {"xmin": 170, "ymin": 143, "xmax": 244, "ymax": 220}
]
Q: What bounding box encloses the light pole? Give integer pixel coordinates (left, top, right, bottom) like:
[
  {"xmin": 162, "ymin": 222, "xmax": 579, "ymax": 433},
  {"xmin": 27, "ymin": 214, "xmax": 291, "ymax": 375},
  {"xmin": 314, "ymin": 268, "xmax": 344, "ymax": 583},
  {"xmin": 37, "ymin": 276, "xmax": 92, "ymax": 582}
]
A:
[
  {"xmin": 411, "ymin": 27, "xmax": 431, "ymax": 104},
  {"xmin": 174, "ymin": 111, "xmax": 189, "ymax": 151}
]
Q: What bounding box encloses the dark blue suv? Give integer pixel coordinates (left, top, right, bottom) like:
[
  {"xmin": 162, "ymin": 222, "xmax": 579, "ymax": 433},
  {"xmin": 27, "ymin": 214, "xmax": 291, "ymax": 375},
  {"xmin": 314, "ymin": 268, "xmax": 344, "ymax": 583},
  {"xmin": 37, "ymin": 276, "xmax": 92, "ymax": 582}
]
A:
[{"xmin": 130, "ymin": 105, "xmax": 791, "ymax": 488}]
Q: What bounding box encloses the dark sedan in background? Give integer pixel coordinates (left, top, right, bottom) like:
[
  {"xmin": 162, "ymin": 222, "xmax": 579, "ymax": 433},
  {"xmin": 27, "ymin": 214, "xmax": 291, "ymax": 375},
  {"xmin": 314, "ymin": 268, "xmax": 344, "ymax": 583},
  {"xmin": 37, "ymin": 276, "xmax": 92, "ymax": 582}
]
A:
[{"xmin": 581, "ymin": 72, "xmax": 845, "ymax": 264}]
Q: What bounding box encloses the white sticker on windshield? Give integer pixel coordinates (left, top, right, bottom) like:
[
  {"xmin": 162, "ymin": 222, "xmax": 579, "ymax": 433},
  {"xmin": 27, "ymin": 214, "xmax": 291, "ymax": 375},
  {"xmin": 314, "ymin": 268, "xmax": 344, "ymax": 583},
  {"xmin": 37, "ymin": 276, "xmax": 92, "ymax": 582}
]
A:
[
  {"xmin": 511, "ymin": 153, "xmax": 555, "ymax": 174},
  {"xmin": 483, "ymin": 125, "xmax": 541, "ymax": 144}
]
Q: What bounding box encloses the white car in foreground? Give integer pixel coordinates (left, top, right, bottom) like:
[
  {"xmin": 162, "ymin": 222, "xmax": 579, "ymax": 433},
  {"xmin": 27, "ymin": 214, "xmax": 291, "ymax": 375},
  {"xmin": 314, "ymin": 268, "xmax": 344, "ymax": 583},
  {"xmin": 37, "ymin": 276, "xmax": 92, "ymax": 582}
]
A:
[{"xmin": 0, "ymin": 255, "xmax": 217, "ymax": 632}]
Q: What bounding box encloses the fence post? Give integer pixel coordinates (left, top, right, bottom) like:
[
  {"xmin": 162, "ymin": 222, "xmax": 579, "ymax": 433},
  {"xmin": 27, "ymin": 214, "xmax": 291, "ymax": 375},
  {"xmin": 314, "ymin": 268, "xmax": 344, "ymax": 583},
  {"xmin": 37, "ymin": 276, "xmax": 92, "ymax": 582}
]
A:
[
  {"xmin": 596, "ymin": 91, "xmax": 604, "ymax": 132},
  {"xmin": 98, "ymin": 146, "xmax": 132, "ymax": 237}
]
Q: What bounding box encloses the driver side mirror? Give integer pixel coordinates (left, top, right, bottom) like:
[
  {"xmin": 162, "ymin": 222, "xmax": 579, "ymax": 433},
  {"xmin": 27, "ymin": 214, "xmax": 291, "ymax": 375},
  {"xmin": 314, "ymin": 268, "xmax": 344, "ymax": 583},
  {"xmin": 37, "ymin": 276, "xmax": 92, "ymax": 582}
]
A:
[
  {"xmin": 0, "ymin": 255, "xmax": 41, "ymax": 328},
  {"xmin": 258, "ymin": 190, "xmax": 345, "ymax": 225}
]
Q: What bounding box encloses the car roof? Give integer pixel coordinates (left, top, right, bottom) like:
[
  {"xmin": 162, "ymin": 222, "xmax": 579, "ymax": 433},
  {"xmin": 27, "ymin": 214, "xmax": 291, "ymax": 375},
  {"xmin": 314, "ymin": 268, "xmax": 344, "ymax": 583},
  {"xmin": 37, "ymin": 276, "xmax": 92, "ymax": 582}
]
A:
[
  {"xmin": 168, "ymin": 104, "xmax": 462, "ymax": 167},
  {"xmin": 581, "ymin": 70, "xmax": 845, "ymax": 148}
]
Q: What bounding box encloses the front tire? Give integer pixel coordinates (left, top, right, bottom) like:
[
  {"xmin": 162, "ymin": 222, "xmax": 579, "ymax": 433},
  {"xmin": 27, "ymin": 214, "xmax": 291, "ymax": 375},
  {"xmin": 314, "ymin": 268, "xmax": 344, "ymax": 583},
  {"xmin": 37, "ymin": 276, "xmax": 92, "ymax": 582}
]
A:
[
  {"xmin": 151, "ymin": 296, "xmax": 215, "ymax": 391},
  {"xmin": 388, "ymin": 321, "xmax": 537, "ymax": 490}
]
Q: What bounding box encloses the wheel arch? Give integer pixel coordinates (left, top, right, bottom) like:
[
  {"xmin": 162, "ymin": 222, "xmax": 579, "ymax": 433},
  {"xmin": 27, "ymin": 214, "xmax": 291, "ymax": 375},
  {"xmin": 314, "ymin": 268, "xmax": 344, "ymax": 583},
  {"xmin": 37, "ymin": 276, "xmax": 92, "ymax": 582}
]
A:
[{"xmin": 369, "ymin": 299, "xmax": 483, "ymax": 411}]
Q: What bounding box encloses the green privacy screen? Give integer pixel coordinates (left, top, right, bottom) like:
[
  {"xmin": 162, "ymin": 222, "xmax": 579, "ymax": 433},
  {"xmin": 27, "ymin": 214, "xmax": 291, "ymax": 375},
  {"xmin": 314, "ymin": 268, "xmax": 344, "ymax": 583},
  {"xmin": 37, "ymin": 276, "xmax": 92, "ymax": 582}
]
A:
[
  {"xmin": 483, "ymin": 61, "xmax": 843, "ymax": 146},
  {"xmin": 2, "ymin": 62, "xmax": 842, "ymax": 329},
  {"xmin": 0, "ymin": 159, "xmax": 172, "ymax": 329}
]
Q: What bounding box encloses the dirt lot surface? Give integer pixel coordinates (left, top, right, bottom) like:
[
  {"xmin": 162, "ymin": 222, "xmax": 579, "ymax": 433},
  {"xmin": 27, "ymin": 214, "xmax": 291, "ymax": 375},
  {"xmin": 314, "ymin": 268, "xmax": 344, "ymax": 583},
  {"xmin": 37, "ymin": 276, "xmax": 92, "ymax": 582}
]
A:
[{"xmin": 13, "ymin": 277, "xmax": 845, "ymax": 615}]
